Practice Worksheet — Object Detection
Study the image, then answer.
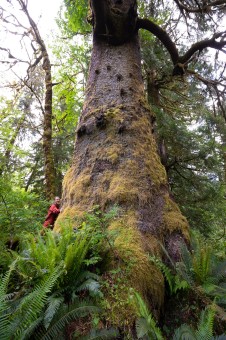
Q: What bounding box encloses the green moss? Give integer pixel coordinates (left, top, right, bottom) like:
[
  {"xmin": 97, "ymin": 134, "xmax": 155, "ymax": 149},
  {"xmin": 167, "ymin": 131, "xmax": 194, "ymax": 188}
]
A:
[
  {"xmin": 107, "ymin": 173, "xmax": 140, "ymax": 204},
  {"xmin": 101, "ymin": 272, "xmax": 137, "ymax": 328},
  {"xmin": 99, "ymin": 213, "xmax": 164, "ymax": 329},
  {"xmin": 163, "ymin": 194, "xmax": 190, "ymax": 240},
  {"xmin": 130, "ymin": 116, "xmax": 167, "ymax": 187},
  {"xmin": 101, "ymin": 144, "xmax": 122, "ymax": 164},
  {"xmin": 107, "ymin": 213, "xmax": 164, "ymax": 311},
  {"xmin": 141, "ymin": 233, "xmax": 163, "ymax": 256},
  {"xmin": 105, "ymin": 105, "xmax": 124, "ymax": 122}
]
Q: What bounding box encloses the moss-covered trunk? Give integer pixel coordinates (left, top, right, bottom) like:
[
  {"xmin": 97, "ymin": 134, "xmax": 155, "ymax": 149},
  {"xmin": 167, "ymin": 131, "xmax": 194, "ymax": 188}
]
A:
[{"xmin": 56, "ymin": 0, "xmax": 189, "ymax": 323}]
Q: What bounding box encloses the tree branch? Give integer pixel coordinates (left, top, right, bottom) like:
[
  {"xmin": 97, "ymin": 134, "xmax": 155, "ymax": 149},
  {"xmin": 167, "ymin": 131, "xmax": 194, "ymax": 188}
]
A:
[
  {"xmin": 137, "ymin": 17, "xmax": 226, "ymax": 76},
  {"xmin": 173, "ymin": 0, "xmax": 226, "ymax": 14},
  {"xmin": 179, "ymin": 31, "xmax": 226, "ymax": 64},
  {"xmin": 136, "ymin": 18, "xmax": 179, "ymax": 65},
  {"xmin": 0, "ymin": 46, "xmax": 29, "ymax": 64}
]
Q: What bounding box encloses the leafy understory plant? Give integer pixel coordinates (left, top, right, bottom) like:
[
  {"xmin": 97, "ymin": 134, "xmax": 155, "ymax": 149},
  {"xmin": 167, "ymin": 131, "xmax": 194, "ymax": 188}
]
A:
[
  {"xmin": 149, "ymin": 255, "xmax": 189, "ymax": 295},
  {"xmin": 35, "ymin": 297, "xmax": 101, "ymax": 340},
  {"xmin": 173, "ymin": 305, "xmax": 225, "ymax": 340},
  {"xmin": 0, "ymin": 215, "xmax": 110, "ymax": 339},
  {"xmin": 0, "ymin": 260, "xmax": 17, "ymax": 334},
  {"xmin": 133, "ymin": 291, "xmax": 164, "ymax": 340},
  {"xmin": 78, "ymin": 327, "xmax": 119, "ymax": 339},
  {"xmin": 0, "ymin": 263, "xmax": 64, "ymax": 340},
  {"xmin": 177, "ymin": 239, "xmax": 226, "ymax": 304}
]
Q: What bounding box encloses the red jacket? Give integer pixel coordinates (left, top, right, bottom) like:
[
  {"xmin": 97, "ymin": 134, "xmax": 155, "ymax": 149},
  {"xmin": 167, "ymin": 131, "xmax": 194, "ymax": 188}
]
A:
[{"xmin": 43, "ymin": 204, "xmax": 60, "ymax": 228}]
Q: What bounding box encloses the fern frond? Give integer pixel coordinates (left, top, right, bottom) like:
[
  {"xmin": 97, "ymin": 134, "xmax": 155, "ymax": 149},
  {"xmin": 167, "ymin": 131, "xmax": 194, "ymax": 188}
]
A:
[
  {"xmin": 38, "ymin": 301, "xmax": 100, "ymax": 340},
  {"xmin": 9, "ymin": 263, "xmax": 63, "ymax": 338},
  {"xmin": 159, "ymin": 262, "xmax": 174, "ymax": 294},
  {"xmin": 76, "ymin": 271, "xmax": 100, "ymax": 284},
  {"xmin": 176, "ymin": 262, "xmax": 194, "ymax": 286},
  {"xmin": 136, "ymin": 317, "xmax": 149, "ymax": 338},
  {"xmin": 44, "ymin": 295, "xmax": 64, "ymax": 330},
  {"xmin": 134, "ymin": 292, "xmax": 163, "ymax": 340},
  {"xmin": 149, "ymin": 256, "xmax": 174, "ymax": 294},
  {"xmin": 0, "ymin": 260, "xmax": 17, "ymax": 312},
  {"xmin": 150, "ymin": 256, "xmax": 188, "ymax": 294},
  {"xmin": 212, "ymin": 335, "xmax": 226, "ymax": 339},
  {"xmin": 79, "ymin": 327, "xmax": 119, "ymax": 339},
  {"xmin": 180, "ymin": 242, "xmax": 193, "ymax": 275},
  {"xmin": 211, "ymin": 260, "xmax": 226, "ymax": 282},
  {"xmin": 193, "ymin": 245, "xmax": 211, "ymax": 284},
  {"xmin": 173, "ymin": 324, "xmax": 196, "ymax": 340},
  {"xmin": 76, "ymin": 278, "xmax": 101, "ymax": 297},
  {"xmin": 134, "ymin": 291, "xmax": 150, "ymax": 318},
  {"xmin": 63, "ymin": 234, "xmax": 90, "ymax": 283},
  {"xmin": 0, "ymin": 314, "xmax": 11, "ymax": 340},
  {"xmin": 20, "ymin": 316, "xmax": 43, "ymax": 340},
  {"xmin": 136, "ymin": 317, "xmax": 163, "ymax": 340},
  {"xmin": 195, "ymin": 306, "xmax": 215, "ymax": 340},
  {"xmin": 0, "ymin": 260, "xmax": 17, "ymax": 339}
]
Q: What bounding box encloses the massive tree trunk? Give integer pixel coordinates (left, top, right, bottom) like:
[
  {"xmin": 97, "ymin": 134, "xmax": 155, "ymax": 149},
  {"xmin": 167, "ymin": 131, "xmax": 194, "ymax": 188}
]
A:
[{"xmin": 56, "ymin": 0, "xmax": 189, "ymax": 322}]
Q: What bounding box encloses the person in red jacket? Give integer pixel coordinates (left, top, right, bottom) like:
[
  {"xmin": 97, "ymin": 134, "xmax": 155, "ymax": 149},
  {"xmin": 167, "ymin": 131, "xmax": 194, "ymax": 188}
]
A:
[{"xmin": 43, "ymin": 196, "xmax": 61, "ymax": 229}]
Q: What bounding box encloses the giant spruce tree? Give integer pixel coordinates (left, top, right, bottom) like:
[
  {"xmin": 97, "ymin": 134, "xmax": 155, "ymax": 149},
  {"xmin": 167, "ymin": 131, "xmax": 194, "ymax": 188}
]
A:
[{"xmin": 56, "ymin": 0, "xmax": 226, "ymax": 319}]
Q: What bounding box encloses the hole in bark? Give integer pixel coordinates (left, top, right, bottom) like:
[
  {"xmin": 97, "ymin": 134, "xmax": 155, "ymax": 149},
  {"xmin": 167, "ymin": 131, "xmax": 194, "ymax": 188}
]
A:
[
  {"xmin": 95, "ymin": 69, "xmax": 100, "ymax": 75},
  {"xmin": 120, "ymin": 88, "xmax": 126, "ymax": 98},
  {"xmin": 107, "ymin": 65, "xmax": 111, "ymax": 71},
  {"xmin": 86, "ymin": 122, "xmax": 93, "ymax": 135},
  {"xmin": 151, "ymin": 115, "xmax": 156, "ymax": 124},
  {"xmin": 116, "ymin": 74, "xmax": 123, "ymax": 81},
  {"xmin": 118, "ymin": 124, "xmax": 126, "ymax": 133},
  {"xmin": 129, "ymin": 87, "xmax": 133, "ymax": 92},
  {"xmin": 96, "ymin": 113, "xmax": 107, "ymax": 128},
  {"xmin": 129, "ymin": 73, "xmax": 133, "ymax": 78},
  {"xmin": 77, "ymin": 124, "xmax": 86, "ymax": 137}
]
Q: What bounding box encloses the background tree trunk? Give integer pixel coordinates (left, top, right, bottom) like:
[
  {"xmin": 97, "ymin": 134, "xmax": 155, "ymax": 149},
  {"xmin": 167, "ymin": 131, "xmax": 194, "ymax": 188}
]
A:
[
  {"xmin": 42, "ymin": 50, "xmax": 56, "ymax": 200},
  {"xmin": 18, "ymin": 0, "xmax": 56, "ymax": 200}
]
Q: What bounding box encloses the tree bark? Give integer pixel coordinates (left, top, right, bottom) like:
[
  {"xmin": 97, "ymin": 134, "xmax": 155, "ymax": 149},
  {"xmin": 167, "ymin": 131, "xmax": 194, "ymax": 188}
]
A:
[{"xmin": 56, "ymin": 0, "xmax": 189, "ymax": 322}]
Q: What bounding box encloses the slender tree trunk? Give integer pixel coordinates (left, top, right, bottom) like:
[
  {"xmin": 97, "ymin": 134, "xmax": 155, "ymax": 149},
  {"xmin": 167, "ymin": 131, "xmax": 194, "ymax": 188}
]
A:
[
  {"xmin": 18, "ymin": 0, "xmax": 56, "ymax": 200},
  {"xmin": 56, "ymin": 0, "xmax": 189, "ymax": 322},
  {"xmin": 54, "ymin": 137, "xmax": 64, "ymax": 197},
  {"xmin": 42, "ymin": 50, "xmax": 56, "ymax": 200},
  {"xmin": 220, "ymin": 124, "xmax": 226, "ymax": 197}
]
